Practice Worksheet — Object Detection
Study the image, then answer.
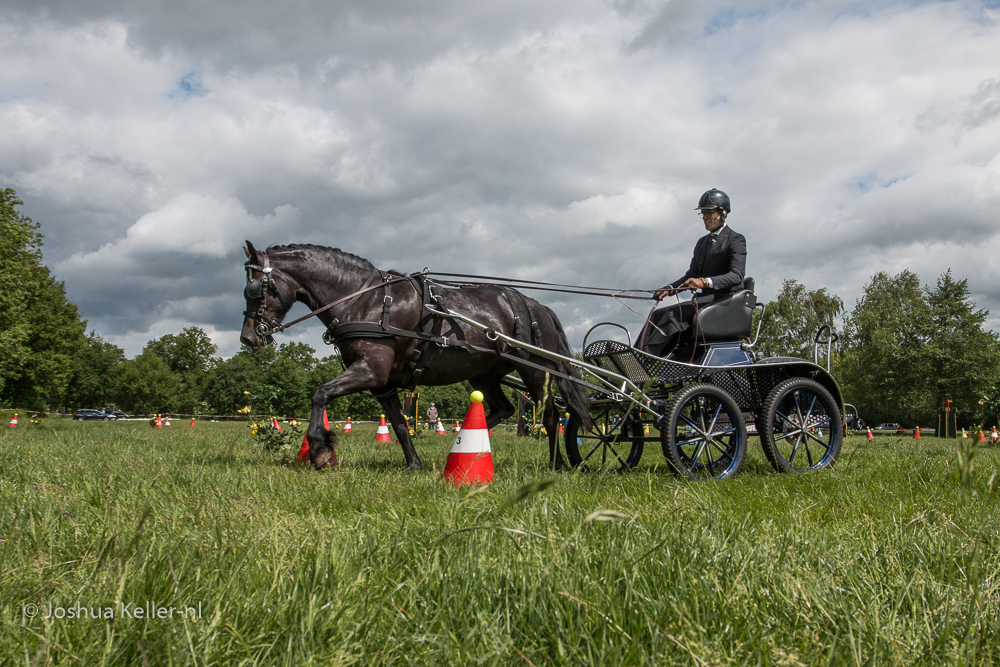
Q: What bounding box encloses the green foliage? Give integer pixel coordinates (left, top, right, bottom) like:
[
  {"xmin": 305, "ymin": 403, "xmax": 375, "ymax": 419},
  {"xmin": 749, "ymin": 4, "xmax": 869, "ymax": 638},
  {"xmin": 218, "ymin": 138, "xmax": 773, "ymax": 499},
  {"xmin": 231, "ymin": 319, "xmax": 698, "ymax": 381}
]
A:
[
  {"xmin": 115, "ymin": 350, "xmax": 180, "ymax": 414},
  {"xmin": 0, "ymin": 188, "xmax": 86, "ymax": 409},
  {"xmin": 64, "ymin": 331, "xmax": 126, "ymax": 410},
  {"xmin": 840, "ymin": 269, "xmax": 1000, "ymax": 427},
  {"xmin": 754, "ymin": 279, "xmax": 844, "ymax": 359}
]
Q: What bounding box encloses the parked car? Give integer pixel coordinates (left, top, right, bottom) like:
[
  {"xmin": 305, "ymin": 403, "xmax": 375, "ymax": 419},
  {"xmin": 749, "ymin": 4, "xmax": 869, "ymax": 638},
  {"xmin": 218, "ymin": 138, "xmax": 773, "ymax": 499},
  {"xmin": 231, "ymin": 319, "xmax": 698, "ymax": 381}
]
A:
[
  {"xmin": 874, "ymin": 422, "xmax": 900, "ymax": 431},
  {"xmin": 71, "ymin": 408, "xmax": 123, "ymax": 421}
]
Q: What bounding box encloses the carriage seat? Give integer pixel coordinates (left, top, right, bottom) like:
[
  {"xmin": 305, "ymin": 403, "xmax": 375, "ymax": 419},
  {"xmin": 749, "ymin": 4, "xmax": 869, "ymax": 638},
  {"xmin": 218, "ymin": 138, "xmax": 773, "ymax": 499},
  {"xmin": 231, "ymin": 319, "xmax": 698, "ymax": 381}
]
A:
[{"xmin": 685, "ymin": 276, "xmax": 756, "ymax": 343}]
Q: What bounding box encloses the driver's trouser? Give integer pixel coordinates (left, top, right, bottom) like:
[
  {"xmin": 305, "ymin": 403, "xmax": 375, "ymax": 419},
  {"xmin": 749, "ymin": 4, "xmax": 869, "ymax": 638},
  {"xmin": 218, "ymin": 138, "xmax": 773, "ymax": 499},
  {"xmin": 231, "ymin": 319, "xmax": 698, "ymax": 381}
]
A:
[{"xmin": 637, "ymin": 293, "xmax": 718, "ymax": 357}]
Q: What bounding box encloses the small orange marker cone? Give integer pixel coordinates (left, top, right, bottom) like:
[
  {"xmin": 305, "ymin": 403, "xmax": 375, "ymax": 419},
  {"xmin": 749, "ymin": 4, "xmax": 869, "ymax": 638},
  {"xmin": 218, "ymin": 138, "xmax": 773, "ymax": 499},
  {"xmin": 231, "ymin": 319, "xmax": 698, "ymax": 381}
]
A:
[
  {"xmin": 435, "ymin": 419, "xmax": 447, "ymax": 435},
  {"xmin": 913, "ymin": 426, "xmax": 920, "ymax": 439},
  {"xmin": 980, "ymin": 428, "xmax": 987, "ymax": 442},
  {"xmin": 190, "ymin": 417, "xmax": 195, "ymax": 427},
  {"xmin": 454, "ymin": 420, "xmax": 461, "ymax": 433},
  {"xmin": 866, "ymin": 427, "xmax": 874, "ymax": 440},
  {"xmin": 342, "ymin": 417, "xmax": 352, "ymax": 433},
  {"xmin": 375, "ymin": 414, "xmax": 392, "ymax": 443},
  {"xmin": 271, "ymin": 418, "xmax": 282, "ymax": 432},
  {"xmin": 992, "ymin": 427, "xmax": 998, "ymax": 443},
  {"xmin": 156, "ymin": 415, "xmax": 163, "ymax": 429},
  {"xmin": 441, "ymin": 391, "xmax": 494, "ymax": 486},
  {"xmin": 298, "ymin": 410, "xmax": 331, "ymax": 462},
  {"xmin": 8, "ymin": 413, "xmax": 17, "ymax": 427}
]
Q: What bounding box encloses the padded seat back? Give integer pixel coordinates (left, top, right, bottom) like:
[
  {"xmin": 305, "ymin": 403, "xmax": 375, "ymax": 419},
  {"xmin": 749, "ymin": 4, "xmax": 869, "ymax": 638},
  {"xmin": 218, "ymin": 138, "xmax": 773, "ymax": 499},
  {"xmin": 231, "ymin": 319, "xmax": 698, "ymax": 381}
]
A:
[{"xmin": 682, "ymin": 277, "xmax": 756, "ymax": 343}]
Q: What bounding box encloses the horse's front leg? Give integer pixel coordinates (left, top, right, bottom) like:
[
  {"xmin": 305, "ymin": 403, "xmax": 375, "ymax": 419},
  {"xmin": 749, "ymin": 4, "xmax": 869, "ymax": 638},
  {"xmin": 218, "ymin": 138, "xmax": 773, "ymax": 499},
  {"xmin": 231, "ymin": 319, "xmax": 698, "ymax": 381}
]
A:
[
  {"xmin": 308, "ymin": 361, "xmax": 387, "ymax": 469},
  {"xmin": 377, "ymin": 393, "xmax": 424, "ymax": 471}
]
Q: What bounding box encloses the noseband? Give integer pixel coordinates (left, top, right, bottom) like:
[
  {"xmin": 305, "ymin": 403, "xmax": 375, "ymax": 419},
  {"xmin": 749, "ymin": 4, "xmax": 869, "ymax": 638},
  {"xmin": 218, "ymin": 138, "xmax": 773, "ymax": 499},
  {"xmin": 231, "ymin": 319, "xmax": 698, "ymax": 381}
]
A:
[{"xmin": 244, "ymin": 251, "xmax": 290, "ymax": 337}]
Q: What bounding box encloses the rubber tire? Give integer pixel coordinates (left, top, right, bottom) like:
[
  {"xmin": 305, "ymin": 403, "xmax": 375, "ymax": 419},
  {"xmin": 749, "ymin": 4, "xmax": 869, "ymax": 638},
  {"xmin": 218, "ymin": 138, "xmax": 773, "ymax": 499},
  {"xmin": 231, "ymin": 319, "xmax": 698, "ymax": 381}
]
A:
[
  {"xmin": 759, "ymin": 377, "xmax": 843, "ymax": 472},
  {"xmin": 565, "ymin": 416, "xmax": 644, "ymax": 472},
  {"xmin": 661, "ymin": 383, "xmax": 747, "ymax": 481}
]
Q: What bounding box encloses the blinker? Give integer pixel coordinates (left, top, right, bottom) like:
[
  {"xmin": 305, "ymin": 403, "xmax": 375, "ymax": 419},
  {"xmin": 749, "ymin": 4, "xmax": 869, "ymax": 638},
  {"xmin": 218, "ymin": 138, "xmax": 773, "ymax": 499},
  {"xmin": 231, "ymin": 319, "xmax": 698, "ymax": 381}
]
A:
[{"xmin": 245, "ymin": 279, "xmax": 264, "ymax": 299}]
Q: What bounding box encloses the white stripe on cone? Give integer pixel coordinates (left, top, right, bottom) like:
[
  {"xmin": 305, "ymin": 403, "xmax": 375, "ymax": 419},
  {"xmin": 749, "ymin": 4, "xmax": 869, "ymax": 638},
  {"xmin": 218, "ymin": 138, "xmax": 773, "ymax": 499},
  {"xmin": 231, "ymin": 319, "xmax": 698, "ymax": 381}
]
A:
[{"xmin": 435, "ymin": 419, "xmax": 447, "ymax": 435}]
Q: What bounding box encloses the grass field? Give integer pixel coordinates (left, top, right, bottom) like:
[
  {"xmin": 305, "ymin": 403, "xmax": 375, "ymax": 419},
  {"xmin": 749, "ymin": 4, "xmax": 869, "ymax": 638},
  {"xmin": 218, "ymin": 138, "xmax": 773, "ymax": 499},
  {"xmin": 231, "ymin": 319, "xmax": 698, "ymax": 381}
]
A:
[{"xmin": 1, "ymin": 418, "xmax": 998, "ymax": 666}]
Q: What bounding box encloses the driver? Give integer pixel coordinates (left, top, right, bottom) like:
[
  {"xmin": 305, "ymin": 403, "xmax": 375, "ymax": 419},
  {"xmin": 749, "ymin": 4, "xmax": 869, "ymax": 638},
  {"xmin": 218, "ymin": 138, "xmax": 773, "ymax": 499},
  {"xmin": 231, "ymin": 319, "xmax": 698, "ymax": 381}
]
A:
[{"xmin": 638, "ymin": 188, "xmax": 747, "ymax": 356}]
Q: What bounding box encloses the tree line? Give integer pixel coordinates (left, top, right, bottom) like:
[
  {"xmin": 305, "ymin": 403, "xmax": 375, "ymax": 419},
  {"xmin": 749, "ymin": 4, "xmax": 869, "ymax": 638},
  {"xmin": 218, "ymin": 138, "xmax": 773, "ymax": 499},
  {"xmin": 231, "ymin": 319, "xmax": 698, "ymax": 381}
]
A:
[{"xmin": 2, "ymin": 187, "xmax": 998, "ymax": 426}]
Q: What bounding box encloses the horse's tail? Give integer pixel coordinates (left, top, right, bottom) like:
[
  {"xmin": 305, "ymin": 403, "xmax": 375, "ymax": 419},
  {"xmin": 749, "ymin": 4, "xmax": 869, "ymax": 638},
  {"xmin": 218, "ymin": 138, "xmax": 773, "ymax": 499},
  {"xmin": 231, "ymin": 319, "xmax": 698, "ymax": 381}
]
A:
[{"xmin": 540, "ymin": 304, "xmax": 592, "ymax": 432}]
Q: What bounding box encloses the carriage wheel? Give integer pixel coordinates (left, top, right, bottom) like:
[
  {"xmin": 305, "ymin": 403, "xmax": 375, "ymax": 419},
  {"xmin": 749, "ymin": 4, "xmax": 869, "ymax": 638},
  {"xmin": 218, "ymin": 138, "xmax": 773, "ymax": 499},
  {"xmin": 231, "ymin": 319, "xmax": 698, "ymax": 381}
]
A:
[
  {"xmin": 564, "ymin": 410, "xmax": 644, "ymax": 472},
  {"xmin": 661, "ymin": 384, "xmax": 747, "ymax": 481},
  {"xmin": 759, "ymin": 378, "xmax": 843, "ymax": 472}
]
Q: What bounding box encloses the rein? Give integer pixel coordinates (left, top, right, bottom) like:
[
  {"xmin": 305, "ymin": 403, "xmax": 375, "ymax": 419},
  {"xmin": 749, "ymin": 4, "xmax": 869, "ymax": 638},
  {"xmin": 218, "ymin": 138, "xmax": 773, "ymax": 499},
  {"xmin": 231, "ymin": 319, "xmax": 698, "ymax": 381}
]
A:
[{"xmin": 248, "ymin": 262, "xmax": 689, "ymax": 339}]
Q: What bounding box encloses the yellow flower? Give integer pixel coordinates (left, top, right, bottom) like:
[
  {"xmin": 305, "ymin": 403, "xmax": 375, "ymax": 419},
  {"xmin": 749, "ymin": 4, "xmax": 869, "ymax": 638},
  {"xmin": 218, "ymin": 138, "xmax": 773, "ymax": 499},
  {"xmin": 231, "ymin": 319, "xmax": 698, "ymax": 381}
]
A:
[{"xmin": 243, "ymin": 391, "xmax": 250, "ymax": 395}]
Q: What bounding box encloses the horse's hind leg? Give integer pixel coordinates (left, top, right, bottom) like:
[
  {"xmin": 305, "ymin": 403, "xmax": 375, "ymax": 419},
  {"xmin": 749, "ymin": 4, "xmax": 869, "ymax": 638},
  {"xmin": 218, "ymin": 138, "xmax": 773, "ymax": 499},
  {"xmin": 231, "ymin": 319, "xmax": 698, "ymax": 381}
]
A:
[
  {"xmin": 378, "ymin": 393, "xmax": 425, "ymax": 472},
  {"xmin": 521, "ymin": 370, "xmax": 568, "ymax": 470},
  {"xmin": 470, "ymin": 376, "xmax": 516, "ymax": 430}
]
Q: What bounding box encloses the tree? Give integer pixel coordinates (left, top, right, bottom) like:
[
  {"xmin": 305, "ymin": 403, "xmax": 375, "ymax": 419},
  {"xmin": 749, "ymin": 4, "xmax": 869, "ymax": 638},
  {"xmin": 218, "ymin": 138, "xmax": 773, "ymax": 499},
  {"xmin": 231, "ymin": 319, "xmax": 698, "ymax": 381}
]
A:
[
  {"xmin": 754, "ymin": 279, "xmax": 844, "ymax": 360},
  {"xmin": 921, "ymin": 270, "xmax": 1000, "ymax": 421},
  {"xmin": 0, "ymin": 188, "xmax": 86, "ymax": 409},
  {"xmin": 64, "ymin": 332, "xmax": 125, "ymax": 410},
  {"xmin": 838, "ymin": 269, "xmax": 999, "ymax": 427},
  {"xmin": 146, "ymin": 327, "xmax": 217, "ymax": 373},
  {"xmin": 115, "ymin": 350, "xmax": 180, "ymax": 414},
  {"xmin": 840, "ymin": 270, "xmax": 928, "ymax": 425},
  {"xmin": 146, "ymin": 327, "xmax": 218, "ymax": 413}
]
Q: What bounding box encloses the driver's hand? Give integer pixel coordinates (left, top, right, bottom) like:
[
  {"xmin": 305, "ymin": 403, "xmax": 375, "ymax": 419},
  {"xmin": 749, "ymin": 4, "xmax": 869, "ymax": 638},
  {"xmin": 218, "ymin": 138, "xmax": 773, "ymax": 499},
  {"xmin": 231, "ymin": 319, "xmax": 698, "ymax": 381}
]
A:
[
  {"xmin": 682, "ymin": 277, "xmax": 707, "ymax": 291},
  {"xmin": 653, "ymin": 286, "xmax": 675, "ymax": 300}
]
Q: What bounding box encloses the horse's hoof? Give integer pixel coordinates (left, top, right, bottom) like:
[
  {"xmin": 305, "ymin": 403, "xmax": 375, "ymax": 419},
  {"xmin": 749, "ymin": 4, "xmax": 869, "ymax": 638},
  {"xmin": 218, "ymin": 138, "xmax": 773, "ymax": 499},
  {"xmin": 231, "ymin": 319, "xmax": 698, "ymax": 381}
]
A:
[
  {"xmin": 313, "ymin": 450, "xmax": 336, "ymax": 469},
  {"xmin": 408, "ymin": 462, "xmax": 425, "ymax": 473}
]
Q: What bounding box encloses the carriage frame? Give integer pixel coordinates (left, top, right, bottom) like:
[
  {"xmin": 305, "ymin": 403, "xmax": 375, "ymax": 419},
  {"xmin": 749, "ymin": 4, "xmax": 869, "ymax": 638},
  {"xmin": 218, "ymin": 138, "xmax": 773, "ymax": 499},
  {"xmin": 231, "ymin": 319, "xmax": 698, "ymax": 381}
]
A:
[{"xmin": 426, "ymin": 289, "xmax": 845, "ymax": 481}]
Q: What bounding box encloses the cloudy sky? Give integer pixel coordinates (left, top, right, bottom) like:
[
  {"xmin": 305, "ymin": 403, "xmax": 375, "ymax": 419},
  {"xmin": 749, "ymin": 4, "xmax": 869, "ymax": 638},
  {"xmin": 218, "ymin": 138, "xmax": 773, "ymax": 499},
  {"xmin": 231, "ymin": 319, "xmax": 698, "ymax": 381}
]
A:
[{"xmin": 2, "ymin": 0, "xmax": 999, "ymax": 357}]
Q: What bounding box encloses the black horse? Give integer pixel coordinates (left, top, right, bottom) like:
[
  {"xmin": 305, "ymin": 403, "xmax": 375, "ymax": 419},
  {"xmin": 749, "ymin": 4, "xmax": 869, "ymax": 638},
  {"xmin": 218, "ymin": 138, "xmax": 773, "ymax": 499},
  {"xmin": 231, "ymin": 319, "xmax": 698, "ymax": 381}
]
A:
[{"xmin": 239, "ymin": 242, "xmax": 591, "ymax": 470}]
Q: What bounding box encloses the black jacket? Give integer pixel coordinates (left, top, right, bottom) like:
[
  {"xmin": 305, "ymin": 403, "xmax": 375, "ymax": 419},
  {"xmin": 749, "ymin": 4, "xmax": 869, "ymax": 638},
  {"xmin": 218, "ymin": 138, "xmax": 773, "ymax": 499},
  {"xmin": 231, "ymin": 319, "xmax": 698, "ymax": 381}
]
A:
[{"xmin": 669, "ymin": 225, "xmax": 747, "ymax": 295}]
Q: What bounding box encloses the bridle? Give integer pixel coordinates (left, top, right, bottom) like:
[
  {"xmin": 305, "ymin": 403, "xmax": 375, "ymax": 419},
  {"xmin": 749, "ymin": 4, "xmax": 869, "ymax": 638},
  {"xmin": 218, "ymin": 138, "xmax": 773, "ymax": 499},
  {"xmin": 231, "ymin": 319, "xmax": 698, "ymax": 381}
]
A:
[{"xmin": 244, "ymin": 251, "xmax": 291, "ymax": 337}]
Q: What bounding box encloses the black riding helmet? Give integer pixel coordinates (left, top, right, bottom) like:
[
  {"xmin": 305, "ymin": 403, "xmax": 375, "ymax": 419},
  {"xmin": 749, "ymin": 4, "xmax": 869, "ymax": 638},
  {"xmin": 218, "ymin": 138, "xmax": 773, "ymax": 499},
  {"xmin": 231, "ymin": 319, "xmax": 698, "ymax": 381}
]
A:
[{"xmin": 695, "ymin": 188, "xmax": 731, "ymax": 213}]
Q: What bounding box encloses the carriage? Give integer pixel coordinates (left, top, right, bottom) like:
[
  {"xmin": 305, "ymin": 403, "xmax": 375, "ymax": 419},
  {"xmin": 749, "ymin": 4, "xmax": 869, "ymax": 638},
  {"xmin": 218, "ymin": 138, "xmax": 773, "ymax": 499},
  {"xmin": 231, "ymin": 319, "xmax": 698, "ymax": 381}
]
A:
[
  {"xmin": 241, "ymin": 242, "xmax": 844, "ymax": 480},
  {"xmin": 429, "ymin": 276, "xmax": 844, "ymax": 481}
]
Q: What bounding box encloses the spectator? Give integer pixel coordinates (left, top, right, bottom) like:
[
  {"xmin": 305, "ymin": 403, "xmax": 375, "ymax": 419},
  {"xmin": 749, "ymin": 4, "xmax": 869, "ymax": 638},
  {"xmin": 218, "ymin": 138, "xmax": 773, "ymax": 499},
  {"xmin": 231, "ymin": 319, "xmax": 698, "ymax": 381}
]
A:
[{"xmin": 426, "ymin": 403, "xmax": 438, "ymax": 423}]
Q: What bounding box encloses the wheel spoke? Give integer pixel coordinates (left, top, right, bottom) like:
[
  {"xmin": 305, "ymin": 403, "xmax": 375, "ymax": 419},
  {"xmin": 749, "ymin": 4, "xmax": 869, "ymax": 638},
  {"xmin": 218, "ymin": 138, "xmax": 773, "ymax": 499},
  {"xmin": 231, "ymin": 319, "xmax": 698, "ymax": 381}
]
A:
[
  {"xmin": 788, "ymin": 432, "xmax": 803, "ymax": 463},
  {"xmin": 706, "ymin": 403, "xmax": 723, "ymax": 436},
  {"xmin": 802, "ymin": 394, "xmax": 818, "ymax": 425},
  {"xmin": 774, "ymin": 430, "xmax": 803, "ymax": 443},
  {"xmin": 804, "ymin": 429, "xmax": 832, "ymax": 451}
]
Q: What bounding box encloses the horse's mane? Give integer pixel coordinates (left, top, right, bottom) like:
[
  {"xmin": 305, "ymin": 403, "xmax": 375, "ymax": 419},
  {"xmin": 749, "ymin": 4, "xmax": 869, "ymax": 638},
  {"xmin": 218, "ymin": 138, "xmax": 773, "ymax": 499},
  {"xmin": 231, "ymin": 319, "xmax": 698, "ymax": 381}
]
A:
[{"xmin": 267, "ymin": 243, "xmax": 376, "ymax": 271}]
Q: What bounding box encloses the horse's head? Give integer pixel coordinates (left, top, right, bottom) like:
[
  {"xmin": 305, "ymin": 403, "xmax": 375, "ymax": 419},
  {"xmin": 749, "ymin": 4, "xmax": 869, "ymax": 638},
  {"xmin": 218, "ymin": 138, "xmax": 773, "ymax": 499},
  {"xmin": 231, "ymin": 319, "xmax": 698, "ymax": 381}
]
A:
[{"xmin": 240, "ymin": 240, "xmax": 294, "ymax": 350}]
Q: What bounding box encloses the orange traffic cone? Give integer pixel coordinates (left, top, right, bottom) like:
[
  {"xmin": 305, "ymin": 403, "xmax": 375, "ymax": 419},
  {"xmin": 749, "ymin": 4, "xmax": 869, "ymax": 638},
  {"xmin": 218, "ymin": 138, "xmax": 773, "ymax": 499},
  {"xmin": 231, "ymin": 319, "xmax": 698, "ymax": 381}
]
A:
[
  {"xmin": 342, "ymin": 417, "xmax": 352, "ymax": 433},
  {"xmin": 980, "ymin": 428, "xmax": 987, "ymax": 442},
  {"xmin": 375, "ymin": 414, "xmax": 392, "ymax": 443},
  {"xmin": 298, "ymin": 410, "xmax": 331, "ymax": 462},
  {"xmin": 435, "ymin": 419, "xmax": 447, "ymax": 435},
  {"xmin": 441, "ymin": 391, "xmax": 494, "ymax": 486},
  {"xmin": 190, "ymin": 417, "xmax": 195, "ymax": 427},
  {"xmin": 8, "ymin": 413, "xmax": 17, "ymax": 427},
  {"xmin": 913, "ymin": 426, "xmax": 920, "ymax": 439},
  {"xmin": 866, "ymin": 427, "xmax": 874, "ymax": 440},
  {"xmin": 271, "ymin": 418, "xmax": 282, "ymax": 432},
  {"xmin": 157, "ymin": 415, "xmax": 164, "ymax": 429},
  {"xmin": 992, "ymin": 427, "xmax": 998, "ymax": 443},
  {"xmin": 454, "ymin": 420, "xmax": 461, "ymax": 433}
]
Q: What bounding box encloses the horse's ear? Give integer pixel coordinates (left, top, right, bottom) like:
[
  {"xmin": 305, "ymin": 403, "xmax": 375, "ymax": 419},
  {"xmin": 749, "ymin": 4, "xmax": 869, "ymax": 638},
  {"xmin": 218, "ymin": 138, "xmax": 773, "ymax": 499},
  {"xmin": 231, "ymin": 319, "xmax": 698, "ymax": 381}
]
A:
[{"xmin": 244, "ymin": 240, "xmax": 258, "ymax": 260}]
